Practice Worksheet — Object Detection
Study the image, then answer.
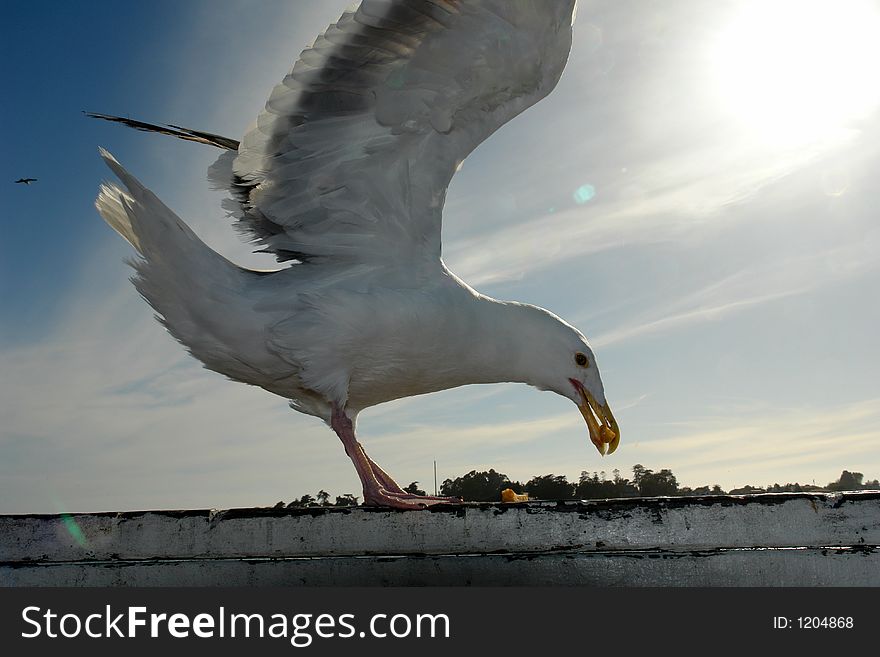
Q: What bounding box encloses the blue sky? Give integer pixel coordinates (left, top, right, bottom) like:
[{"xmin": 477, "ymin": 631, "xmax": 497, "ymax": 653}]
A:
[{"xmin": 2, "ymin": 0, "xmax": 879, "ymax": 512}]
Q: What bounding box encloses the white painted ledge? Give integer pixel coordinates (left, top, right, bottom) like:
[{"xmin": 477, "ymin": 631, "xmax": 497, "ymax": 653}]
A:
[{"xmin": 2, "ymin": 492, "xmax": 878, "ymax": 586}]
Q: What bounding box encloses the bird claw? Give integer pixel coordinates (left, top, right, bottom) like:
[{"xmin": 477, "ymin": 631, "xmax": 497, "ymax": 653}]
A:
[{"xmin": 363, "ymin": 488, "xmax": 461, "ymax": 509}]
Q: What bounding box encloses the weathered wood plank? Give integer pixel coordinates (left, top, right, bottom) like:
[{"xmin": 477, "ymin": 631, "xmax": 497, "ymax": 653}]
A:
[
  {"xmin": 1, "ymin": 493, "xmax": 878, "ymax": 564},
  {"xmin": 3, "ymin": 547, "xmax": 877, "ymax": 587}
]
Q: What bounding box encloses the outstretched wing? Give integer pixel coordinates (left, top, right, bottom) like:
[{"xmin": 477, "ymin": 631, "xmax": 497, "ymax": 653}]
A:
[{"xmin": 229, "ymin": 0, "xmax": 576, "ymax": 265}]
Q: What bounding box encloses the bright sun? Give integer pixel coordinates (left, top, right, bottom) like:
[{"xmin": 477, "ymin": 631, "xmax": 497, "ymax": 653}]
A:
[{"xmin": 712, "ymin": 0, "xmax": 880, "ymax": 146}]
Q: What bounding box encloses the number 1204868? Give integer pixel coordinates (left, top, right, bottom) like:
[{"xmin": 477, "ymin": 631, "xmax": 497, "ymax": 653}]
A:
[{"xmin": 798, "ymin": 617, "xmax": 853, "ymax": 629}]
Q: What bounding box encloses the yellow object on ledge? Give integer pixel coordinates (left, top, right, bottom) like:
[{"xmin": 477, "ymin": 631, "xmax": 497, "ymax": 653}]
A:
[{"xmin": 501, "ymin": 488, "xmax": 529, "ymax": 503}]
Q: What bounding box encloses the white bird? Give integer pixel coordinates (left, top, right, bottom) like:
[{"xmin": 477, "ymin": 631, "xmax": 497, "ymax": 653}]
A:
[{"xmin": 94, "ymin": 0, "xmax": 619, "ymax": 509}]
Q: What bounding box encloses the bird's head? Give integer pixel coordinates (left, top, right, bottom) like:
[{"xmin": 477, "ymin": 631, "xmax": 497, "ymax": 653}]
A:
[
  {"xmin": 565, "ymin": 343, "xmax": 620, "ymax": 456},
  {"xmin": 510, "ymin": 304, "xmax": 620, "ymax": 456}
]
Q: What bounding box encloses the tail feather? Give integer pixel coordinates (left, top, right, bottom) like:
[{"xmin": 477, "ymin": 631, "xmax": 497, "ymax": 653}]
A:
[
  {"xmin": 94, "ymin": 148, "xmax": 269, "ymax": 384},
  {"xmin": 95, "ymin": 181, "xmax": 141, "ymax": 252},
  {"xmin": 95, "ymin": 147, "xmax": 207, "ymax": 264}
]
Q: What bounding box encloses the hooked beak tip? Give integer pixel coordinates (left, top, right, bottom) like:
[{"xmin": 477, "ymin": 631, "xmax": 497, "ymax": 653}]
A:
[{"xmin": 572, "ymin": 379, "xmax": 619, "ymax": 457}]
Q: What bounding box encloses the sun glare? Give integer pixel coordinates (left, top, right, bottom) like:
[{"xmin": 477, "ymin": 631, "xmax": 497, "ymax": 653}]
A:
[{"xmin": 712, "ymin": 0, "xmax": 880, "ymax": 146}]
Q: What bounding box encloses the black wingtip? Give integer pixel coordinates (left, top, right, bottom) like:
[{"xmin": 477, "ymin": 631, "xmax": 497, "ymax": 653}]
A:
[{"xmin": 84, "ymin": 110, "xmax": 239, "ymax": 151}]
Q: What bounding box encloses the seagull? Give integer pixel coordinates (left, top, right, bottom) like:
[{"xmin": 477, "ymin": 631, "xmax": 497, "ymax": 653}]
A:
[
  {"xmin": 93, "ymin": 0, "xmax": 619, "ymax": 509},
  {"xmin": 14, "ymin": 178, "xmax": 37, "ymax": 185}
]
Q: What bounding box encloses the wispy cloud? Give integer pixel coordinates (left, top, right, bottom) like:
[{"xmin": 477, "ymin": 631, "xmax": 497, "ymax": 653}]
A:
[
  {"xmin": 359, "ymin": 411, "xmax": 588, "ymax": 490},
  {"xmin": 592, "ymin": 232, "xmax": 879, "ymax": 347},
  {"xmin": 365, "ymin": 413, "xmax": 576, "ymax": 456},
  {"xmin": 359, "ymin": 384, "xmax": 512, "ymax": 423},
  {"xmin": 633, "ymin": 398, "xmax": 880, "ymax": 489},
  {"xmin": 445, "ymin": 136, "xmax": 828, "ymax": 287}
]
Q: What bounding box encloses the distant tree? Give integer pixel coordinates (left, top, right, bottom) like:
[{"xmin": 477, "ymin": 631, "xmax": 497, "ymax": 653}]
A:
[
  {"xmin": 334, "ymin": 494, "xmax": 359, "ymax": 507},
  {"xmin": 767, "ymin": 482, "xmax": 818, "ymax": 493},
  {"xmin": 441, "ymin": 469, "xmax": 515, "ymax": 502},
  {"xmin": 632, "ymin": 464, "xmax": 648, "ymax": 487},
  {"xmin": 679, "ymin": 485, "xmax": 725, "ymax": 496},
  {"xmin": 728, "ymin": 485, "xmax": 765, "ymax": 495},
  {"xmin": 316, "ymin": 490, "xmax": 331, "ymax": 506},
  {"xmin": 403, "ymin": 481, "xmax": 426, "ymax": 496},
  {"xmin": 637, "ymin": 468, "xmax": 679, "ymax": 496},
  {"xmin": 576, "ymin": 471, "xmax": 603, "ymax": 499},
  {"xmin": 287, "ymin": 494, "xmax": 316, "ymax": 508},
  {"xmin": 611, "ymin": 469, "xmax": 639, "ymax": 497},
  {"xmin": 525, "ymin": 474, "xmax": 576, "ymax": 500},
  {"xmin": 826, "ymin": 471, "xmax": 864, "ymax": 491},
  {"xmin": 575, "ymin": 469, "xmax": 637, "ymax": 499}
]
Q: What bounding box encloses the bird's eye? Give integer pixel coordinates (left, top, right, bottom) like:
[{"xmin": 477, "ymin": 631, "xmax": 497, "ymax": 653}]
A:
[{"xmin": 575, "ymin": 352, "xmax": 588, "ymax": 367}]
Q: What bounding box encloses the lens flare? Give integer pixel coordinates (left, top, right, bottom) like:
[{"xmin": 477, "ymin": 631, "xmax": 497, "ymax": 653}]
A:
[
  {"xmin": 61, "ymin": 513, "xmax": 88, "ymax": 548},
  {"xmin": 573, "ymin": 184, "xmax": 596, "ymax": 204}
]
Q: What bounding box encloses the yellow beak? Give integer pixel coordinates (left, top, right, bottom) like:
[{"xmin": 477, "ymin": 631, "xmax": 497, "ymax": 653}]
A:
[{"xmin": 575, "ymin": 383, "xmax": 620, "ymax": 456}]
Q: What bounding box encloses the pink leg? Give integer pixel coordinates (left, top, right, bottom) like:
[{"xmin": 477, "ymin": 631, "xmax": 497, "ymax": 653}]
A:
[
  {"xmin": 364, "ymin": 457, "xmax": 407, "ymax": 494},
  {"xmin": 365, "ymin": 456, "xmax": 459, "ymax": 501},
  {"xmin": 330, "ymin": 405, "xmax": 460, "ymax": 509}
]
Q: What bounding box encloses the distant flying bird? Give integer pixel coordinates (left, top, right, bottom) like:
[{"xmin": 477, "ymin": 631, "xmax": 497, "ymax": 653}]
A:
[
  {"xmin": 14, "ymin": 178, "xmax": 37, "ymax": 185},
  {"xmin": 92, "ymin": 0, "xmax": 619, "ymax": 509}
]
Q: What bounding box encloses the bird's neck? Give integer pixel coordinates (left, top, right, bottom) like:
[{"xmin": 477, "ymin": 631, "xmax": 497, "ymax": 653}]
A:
[{"xmin": 463, "ymin": 295, "xmax": 552, "ymax": 389}]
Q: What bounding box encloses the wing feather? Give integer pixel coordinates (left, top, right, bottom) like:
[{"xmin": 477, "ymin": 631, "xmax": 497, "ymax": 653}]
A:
[{"xmin": 229, "ymin": 0, "xmax": 576, "ymax": 266}]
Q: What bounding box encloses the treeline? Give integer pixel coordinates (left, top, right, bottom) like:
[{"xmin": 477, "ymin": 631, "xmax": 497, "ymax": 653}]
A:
[
  {"xmin": 282, "ymin": 467, "xmax": 877, "ymax": 506},
  {"xmin": 279, "ymin": 482, "xmax": 427, "ymax": 508},
  {"xmin": 280, "ymin": 490, "xmax": 360, "ymax": 508},
  {"xmin": 438, "ymin": 466, "xmax": 880, "ymax": 502}
]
